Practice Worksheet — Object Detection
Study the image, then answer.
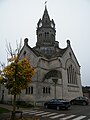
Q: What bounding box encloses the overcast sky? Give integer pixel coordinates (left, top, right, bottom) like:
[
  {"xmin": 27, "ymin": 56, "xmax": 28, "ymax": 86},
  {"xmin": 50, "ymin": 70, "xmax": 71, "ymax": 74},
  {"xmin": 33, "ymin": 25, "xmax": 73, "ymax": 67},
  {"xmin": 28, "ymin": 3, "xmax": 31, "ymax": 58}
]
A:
[{"xmin": 0, "ymin": 0, "xmax": 90, "ymax": 86}]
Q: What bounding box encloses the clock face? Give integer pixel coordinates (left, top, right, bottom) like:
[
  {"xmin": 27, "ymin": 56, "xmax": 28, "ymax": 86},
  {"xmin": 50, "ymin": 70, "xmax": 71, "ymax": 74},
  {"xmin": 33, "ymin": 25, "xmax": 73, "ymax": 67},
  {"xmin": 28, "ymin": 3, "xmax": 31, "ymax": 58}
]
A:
[
  {"xmin": 51, "ymin": 22, "xmax": 54, "ymax": 28},
  {"xmin": 39, "ymin": 22, "xmax": 42, "ymax": 27}
]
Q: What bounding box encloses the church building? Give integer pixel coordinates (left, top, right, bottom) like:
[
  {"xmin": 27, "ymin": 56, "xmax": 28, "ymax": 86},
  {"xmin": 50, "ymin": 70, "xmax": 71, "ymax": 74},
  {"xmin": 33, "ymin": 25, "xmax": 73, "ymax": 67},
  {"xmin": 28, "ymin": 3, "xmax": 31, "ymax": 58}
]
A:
[{"xmin": 0, "ymin": 5, "xmax": 83, "ymax": 104}]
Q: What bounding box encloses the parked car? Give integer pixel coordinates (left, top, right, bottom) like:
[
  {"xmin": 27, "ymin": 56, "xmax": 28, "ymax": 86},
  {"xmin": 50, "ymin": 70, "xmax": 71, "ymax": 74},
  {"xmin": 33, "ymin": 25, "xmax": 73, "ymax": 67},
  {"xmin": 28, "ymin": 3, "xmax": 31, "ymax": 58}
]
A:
[
  {"xmin": 44, "ymin": 99, "xmax": 71, "ymax": 110},
  {"xmin": 70, "ymin": 96, "xmax": 89, "ymax": 106}
]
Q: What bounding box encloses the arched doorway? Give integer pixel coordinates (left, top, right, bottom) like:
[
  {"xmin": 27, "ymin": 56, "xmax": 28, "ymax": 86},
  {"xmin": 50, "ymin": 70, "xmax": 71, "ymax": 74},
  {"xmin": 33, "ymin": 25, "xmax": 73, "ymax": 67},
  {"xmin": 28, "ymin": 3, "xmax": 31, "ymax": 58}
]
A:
[{"xmin": 43, "ymin": 70, "xmax": 62, "ymax": 98}]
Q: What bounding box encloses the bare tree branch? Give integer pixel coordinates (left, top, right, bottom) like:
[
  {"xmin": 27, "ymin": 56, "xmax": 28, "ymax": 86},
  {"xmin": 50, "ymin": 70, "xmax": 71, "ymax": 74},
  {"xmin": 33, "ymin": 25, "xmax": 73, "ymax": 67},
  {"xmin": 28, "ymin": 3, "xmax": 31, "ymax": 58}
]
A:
[
  {"xmin": 6, "ymin": 39, "xmax": 22, "ymax": 62},
  {"xmin": 0, "ymin": 62, "xmax": 5, "ymax": 69}
]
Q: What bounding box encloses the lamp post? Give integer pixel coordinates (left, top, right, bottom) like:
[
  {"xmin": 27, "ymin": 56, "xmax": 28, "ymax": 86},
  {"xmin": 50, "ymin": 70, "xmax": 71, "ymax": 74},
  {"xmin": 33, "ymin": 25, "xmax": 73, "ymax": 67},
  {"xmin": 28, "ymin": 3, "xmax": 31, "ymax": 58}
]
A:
[{"xmin": 52, "ymin": 78, "xmax": 58, "ymax": 99}]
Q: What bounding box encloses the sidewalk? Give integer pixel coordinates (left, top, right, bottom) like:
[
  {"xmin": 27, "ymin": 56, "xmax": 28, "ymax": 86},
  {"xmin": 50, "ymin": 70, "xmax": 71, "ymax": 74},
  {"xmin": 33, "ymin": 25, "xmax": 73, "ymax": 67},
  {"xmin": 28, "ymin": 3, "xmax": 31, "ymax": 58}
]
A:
[
  {"xmin": 0, "ymin": 104, "xmax": 40, "ymax": 120},
  {"xmin": 0, "ymin": 103, "xmax": 27, "ymax": 111},
  {"xmin": 0, "ymin": 104, "xmax": 24, "ymax": 120}
]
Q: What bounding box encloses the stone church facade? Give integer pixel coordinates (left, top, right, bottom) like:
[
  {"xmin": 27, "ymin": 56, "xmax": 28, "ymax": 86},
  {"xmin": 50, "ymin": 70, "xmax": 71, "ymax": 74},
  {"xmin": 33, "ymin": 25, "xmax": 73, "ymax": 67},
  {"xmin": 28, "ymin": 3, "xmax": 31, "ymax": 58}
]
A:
[{"xmin": 0, "ymin": 5, "xmax": 83, "ymax": 104}]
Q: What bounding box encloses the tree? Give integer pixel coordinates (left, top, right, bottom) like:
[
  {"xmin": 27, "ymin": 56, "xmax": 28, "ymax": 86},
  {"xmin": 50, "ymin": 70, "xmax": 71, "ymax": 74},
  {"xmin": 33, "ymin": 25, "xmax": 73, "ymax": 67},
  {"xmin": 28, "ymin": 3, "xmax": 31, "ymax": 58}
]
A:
[{"xmin": 0, "ymin": 41, "xmax": 35, "ymax": 120}]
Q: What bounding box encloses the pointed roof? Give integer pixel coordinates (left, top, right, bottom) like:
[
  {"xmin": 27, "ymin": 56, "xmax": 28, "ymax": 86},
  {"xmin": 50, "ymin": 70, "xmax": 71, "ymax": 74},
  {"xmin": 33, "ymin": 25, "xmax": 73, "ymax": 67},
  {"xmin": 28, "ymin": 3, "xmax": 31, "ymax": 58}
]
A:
[
  {"xmin": 42, "ymin": 5, "xmax": 50, "ymax": 21},
  {"xmin": 41, "ymin": 5, "xmax": 51, "ymax": 26}
]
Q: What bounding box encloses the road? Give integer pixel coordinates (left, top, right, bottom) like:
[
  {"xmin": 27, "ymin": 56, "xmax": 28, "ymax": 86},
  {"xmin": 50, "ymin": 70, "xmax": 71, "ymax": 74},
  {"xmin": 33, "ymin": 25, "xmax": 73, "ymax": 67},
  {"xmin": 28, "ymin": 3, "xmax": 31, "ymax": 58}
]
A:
[{"xmin": 23, "ymin": 105, "xmax": 90, "ymax": 120}]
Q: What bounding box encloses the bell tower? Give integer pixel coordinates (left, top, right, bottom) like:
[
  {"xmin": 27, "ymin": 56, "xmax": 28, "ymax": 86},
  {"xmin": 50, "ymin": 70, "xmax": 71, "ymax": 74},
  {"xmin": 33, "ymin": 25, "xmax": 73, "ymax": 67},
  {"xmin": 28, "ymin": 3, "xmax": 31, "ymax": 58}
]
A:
[{"xmin": 36, "ymin": 5, "xmax": 56, "ymax": 47}]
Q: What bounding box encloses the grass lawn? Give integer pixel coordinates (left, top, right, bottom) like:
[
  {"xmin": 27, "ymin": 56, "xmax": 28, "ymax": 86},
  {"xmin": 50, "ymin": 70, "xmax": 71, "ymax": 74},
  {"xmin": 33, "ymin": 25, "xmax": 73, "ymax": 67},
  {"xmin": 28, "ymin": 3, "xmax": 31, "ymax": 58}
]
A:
[{"xmin": 0, "ymin": 107, "xmax": 10, "ymax": 114}]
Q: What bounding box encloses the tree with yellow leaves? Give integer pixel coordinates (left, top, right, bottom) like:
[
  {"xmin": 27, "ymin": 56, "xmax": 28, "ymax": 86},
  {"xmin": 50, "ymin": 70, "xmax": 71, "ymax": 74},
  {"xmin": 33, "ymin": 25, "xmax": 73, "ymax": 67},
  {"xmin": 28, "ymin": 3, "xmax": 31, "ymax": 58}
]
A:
[{"xmin": 0, "ymin": 41, "xmax": 35, "ymax": 120}]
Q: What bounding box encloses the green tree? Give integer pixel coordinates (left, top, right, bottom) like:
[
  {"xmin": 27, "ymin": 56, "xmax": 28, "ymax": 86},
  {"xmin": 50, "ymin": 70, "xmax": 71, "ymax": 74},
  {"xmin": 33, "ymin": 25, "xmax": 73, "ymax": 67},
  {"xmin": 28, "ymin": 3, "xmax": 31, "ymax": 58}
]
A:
[{"xmin": 0, "ymin": 42, "xmax": 35, "ymax": 120}]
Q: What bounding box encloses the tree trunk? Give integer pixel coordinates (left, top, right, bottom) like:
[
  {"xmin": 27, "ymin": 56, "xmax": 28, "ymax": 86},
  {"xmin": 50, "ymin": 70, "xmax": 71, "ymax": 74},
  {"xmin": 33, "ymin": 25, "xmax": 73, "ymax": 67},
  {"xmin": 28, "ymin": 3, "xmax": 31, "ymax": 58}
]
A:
[{"xmin": 11, "ymin": 94, "xmax": 16, "ymax": 120}]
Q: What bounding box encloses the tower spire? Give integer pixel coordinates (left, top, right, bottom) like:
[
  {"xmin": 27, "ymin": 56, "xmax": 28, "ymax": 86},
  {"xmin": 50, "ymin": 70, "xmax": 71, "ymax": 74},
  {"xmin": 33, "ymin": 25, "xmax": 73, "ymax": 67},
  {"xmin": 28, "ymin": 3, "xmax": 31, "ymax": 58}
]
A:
[
  {"xmin": 36, "ymin": 2, "xmax": 56, "ymax": 48},
  {"xmin": 45, "ymin": 1, "xmax": 47, "ymax": 10}
]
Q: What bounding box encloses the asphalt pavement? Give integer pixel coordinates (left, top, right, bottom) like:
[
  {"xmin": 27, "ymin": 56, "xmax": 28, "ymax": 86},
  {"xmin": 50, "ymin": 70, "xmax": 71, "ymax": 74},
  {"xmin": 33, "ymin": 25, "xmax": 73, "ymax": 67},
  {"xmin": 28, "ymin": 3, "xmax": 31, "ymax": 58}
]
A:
[{"xmin": 1, "ymin": 104, "xmax": 90, "ymax": 120}]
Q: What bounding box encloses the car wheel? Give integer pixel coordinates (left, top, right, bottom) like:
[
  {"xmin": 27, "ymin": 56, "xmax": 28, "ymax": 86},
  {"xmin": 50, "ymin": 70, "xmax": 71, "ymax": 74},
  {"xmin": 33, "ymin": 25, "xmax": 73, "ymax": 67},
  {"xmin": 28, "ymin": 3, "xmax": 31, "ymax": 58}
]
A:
[
  {"xmin": 56, "ymin": 106, "xmax": 60, "ymax": 110},
  {"xmin": 83, "ymin": 102, "xmax": 87, "ymax": 106},
  {"xmin": 45, "ymin": 104, "xmax": 48, "ymax": 108},
  {"xmin": 65, "ymin": 107, "xmax": 68, "ymax": 110}
]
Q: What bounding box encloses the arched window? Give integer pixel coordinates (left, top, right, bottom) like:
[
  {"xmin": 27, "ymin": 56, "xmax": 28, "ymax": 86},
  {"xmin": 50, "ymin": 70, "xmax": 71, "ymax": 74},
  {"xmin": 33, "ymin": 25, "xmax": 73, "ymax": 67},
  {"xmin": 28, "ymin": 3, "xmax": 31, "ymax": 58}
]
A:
[
  {"xmin": 47, "ymin": 32, "xmax": 49, "ymax": 39},
  {"xmin": 67, "ymin": 69, "xmax": 69, "ymax": 83},
  {"xmin": 46, "ymin": 87, "xmax": 47, "ymax": 93},
  {"xmin": 51, "ymin": 34, "xmax": 54, "ymax": 41},
  {"xmin": 45, "ymin": 32, "xmax": 46, "ymax": 38},
  {"xmin": 75, "ymin": 72, "xmax": 77, "ymax": 84},
  {"xmin": 69, "ymin": 67, "xmax": 71, "ymax": 83},
  {"xmin": 43, "ymin": 87, "xmax": 45, "ymax": 94},
  {"xmin": 71, "ymin": 65, "xmax": 72, "ymax": 83},
  {"xmin": 69, "ymin": 52, "xmax": 72, "ymax": 58},
  {"xmin": 72, "ymin": 68, "xmax": 74, "ymax": 84},
  {"xmin": 48, "ymin": 87, "xmax": 50, "ymax": 94},
  {"xmin": 43, "ymin": 87, "xmax": 51, "ymax": 94},
  {"xmin": 67, "ymin": 65, "xmax": 77, "ymax": 85},
  {"xmin": 26, "ymin": 87, "xmax": 28, "ymax": 94},
  {"xmin": 31, "ymin": 86, "xmax": 33, "ymax": 94},
  {"xmin": 26, "ymin": 86, "xmax": 33, "ymax": 94}
]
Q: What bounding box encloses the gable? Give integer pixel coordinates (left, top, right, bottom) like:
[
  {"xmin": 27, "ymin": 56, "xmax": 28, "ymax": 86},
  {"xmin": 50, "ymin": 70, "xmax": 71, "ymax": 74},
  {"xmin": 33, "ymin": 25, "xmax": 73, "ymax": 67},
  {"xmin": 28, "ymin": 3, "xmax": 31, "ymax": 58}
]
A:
[
  {"xmin": 19, "ymin": 45, "xmax": 38, "ymax": 67},
  {"xmin": 62, "ymin": 46, "xmax": 80, "ymax": 71}
]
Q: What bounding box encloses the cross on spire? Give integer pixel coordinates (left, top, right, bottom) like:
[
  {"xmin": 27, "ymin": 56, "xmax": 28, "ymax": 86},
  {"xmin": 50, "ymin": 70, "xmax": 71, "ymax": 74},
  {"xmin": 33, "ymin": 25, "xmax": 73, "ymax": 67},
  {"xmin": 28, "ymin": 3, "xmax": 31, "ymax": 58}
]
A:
[{"xmin": 45, "ymin": 1, "xmax": 47, "ymax": 5}]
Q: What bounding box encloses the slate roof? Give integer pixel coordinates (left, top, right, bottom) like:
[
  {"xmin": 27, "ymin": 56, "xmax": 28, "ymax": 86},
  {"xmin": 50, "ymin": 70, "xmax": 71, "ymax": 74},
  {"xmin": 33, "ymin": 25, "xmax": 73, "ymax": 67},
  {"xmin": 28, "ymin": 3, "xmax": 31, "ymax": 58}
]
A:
[{"xmin": 32, "ymin": 46, "xmax": 68, "ymax": 59}]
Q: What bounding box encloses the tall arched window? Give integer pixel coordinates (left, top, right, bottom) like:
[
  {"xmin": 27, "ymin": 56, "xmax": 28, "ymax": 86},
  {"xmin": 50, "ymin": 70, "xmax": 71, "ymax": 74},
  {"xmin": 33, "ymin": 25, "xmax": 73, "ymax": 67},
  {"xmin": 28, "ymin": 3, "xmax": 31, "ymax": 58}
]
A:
[
  {"xmin": 43, "ymin": 87, "xmax": 45, "ymax": 94},
  {"xmin": 67, "ymin": 69, "xmax": 69, "ymax": 83},
  {"xmin": 47, "ymin": 32, "xmax": 49, "ymax": 40},
  {"xmin": 45, "ymin": 32, "xmax": 46, "ymax": 38},
  {"xmin": 75, "ymin": 72, "xmax": 77, "ymax": 84},
  {"xmin": 67, "ymin": 65, "xmax": 77, "ymax": 85},
  {"xmin": 48, "ymin": 87, "xmax": 50, "ymax": 94},
  {"xmin": 69, "ymin": 67, "xmax": 71, "ymax": 83},
  {"xmin": 72, "ymin": 68, "xmax": 74, "ymax": 84},
  {"xmin": 71, "ymin": 65, "xmax": 72, "ymax": 83}
]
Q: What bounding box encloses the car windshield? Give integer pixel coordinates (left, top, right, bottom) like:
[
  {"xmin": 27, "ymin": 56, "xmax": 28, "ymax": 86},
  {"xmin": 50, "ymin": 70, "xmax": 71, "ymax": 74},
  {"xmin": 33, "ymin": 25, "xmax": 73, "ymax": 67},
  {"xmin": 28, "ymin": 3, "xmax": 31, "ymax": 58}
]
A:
[
  {"xmin": 75, "ymin": 96, "xmax": 89, "ymax": 101},
  {"xmin": 58, "ymin": 99, "xmax": 67, "ymax": 102},
  {"xmin": 49, "ymin": 99, "xmax": 58, "ymax": 102}
]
